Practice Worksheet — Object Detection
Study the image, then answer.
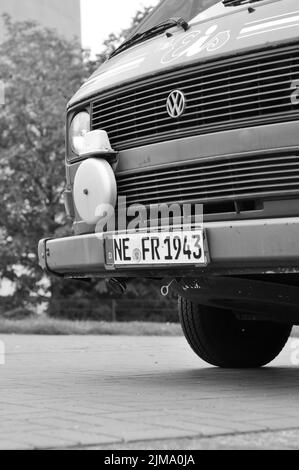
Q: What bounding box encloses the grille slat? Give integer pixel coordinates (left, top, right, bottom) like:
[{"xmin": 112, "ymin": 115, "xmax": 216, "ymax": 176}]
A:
[
  {"xmin": 120, "ymin": 175, "xmax": 299, "ymax": 198},
  {"xmin": 118, "ymin": 167, "xmax": 299, "ymax": 195},
  {"xmin": 123, "ymin": 185, "xmax": 299, "ymax": 205},
  {"xmin": 92, "ymin": 44, "xmax": 299, "ymax": 150},
  {"xmin": 94, "ymin": 92, "xmax": 294, "ymax": 133},
  {"xmin": 93, "ymin": 85, "xmax": 295, "ymax": 130},
  {"xmin": 100, "ymin": 102, "xmax": 296, "ymax": 142},
  {"xmin": 92, "ymin": 74, "xmax": 297, "ymax": 124},
  {"xmin": 117, "ymin": 156, "xmax": 299, "ymax": 184},
  {"xmin": 118, "ymin": 160, "xmax": 299, "ymax": 187},
  {"xmin": 116, "ymin": 154, "xmax": 299, "ymax": 207},
  {"xmin": 92, "ymin": 56, "xmax": 299, "ymax": 117},
  {"xmin": 116, "ymin": 111, "xmax": 299, "ymax": 149},
  {"xmin": 123, "ymin": 186, "xmax": 299, "ymax": 206}
]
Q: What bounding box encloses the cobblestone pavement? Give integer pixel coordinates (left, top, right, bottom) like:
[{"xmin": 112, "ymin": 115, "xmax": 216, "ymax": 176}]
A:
[{"xmin": 0, "ymin": 335, "xmax": 299, "ymax": 450}]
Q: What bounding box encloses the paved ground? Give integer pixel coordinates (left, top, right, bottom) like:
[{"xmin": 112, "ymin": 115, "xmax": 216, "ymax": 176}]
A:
[{"xmin": 0, "ymin": 335, "xmax": 299, "ymax": 450}]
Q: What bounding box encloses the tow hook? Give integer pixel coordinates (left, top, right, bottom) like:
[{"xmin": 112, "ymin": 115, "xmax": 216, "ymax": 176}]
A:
[
  {"xmin": 161, "ymin": 280, "xmax": 175, "ymax": 297},
  {"xmin": 107, "ymin": 278, "xmax": 127, "ymax": 295}
]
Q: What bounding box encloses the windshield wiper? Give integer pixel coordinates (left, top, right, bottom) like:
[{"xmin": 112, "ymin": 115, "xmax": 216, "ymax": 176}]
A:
[
  {"xmin": 223, "ymin": 0, "xmax": 265, "ymax": 6},
  {"xmin": 110, "ymin": 17, "xmax": 189, "ymax": 59}
]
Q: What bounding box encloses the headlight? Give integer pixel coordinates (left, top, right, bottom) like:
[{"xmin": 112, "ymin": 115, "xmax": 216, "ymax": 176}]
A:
[{"xmin": 69, "ymin": 111, "xmax": 90, "ymax": 156}]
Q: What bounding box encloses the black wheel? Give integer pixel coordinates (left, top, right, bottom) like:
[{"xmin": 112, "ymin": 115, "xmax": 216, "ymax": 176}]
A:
[{"xmin": 178, "ymin": 297, "xmax": 292, "ymax": 368}]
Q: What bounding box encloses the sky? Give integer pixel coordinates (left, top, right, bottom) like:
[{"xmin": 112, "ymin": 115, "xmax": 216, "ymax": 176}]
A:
[{"xmin": 80, "ymin": 0, "xmax": 160, "ymax": 55}]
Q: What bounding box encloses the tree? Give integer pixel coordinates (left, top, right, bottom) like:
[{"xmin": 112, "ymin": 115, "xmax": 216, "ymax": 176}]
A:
[
  {"xmin": 0, "ymin": 6, "xmax": 172, "ymax": 319},
  {"xmin": 86, "ymin": 5, "xmax": 157, "ymax": 72},
  {"xmin": 0, "ymin": 15, "xmax": 86, "ymax": 307}
]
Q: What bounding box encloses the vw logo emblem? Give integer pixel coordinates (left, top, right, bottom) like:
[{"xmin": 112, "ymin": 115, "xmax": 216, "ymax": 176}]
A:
[{"xmin": 166, "ymin": 90, "xmax": 186, "ymax": 118}]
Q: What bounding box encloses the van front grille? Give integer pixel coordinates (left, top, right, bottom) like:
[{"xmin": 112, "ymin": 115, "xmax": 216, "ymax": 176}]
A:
[{"xmin": 92, "ymin": 43, "xmax": 299, "ymax": 150}]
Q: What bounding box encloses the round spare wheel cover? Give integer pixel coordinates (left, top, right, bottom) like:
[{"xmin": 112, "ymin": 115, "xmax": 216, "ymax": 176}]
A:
[{"xmin": 73, "ymin": 158, "xmax": 117, "ymax": 225}]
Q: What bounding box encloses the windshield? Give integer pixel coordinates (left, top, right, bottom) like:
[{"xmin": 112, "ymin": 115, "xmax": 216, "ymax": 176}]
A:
[{"xmin": 134, "ymin": 0, "xmax": 220, "ymax": 36}]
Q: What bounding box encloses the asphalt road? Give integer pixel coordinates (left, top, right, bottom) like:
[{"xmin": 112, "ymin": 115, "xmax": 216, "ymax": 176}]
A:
[{"xmin": 0, "ymin": 334, "xmax": 299, "ymax": 450}]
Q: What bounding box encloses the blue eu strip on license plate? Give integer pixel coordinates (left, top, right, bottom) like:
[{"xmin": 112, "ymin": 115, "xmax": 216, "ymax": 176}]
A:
[{"xmin": 105, "ymin": 230, "xmax": 208, "ymax": 267}]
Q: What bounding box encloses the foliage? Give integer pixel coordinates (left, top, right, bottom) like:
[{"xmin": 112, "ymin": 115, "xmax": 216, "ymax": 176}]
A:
[
  {"xmin": 0, "ymin": 318, "xmax": 181, "ymax": 336},
  {"xmin": 85, "ymin": 5, "xmax": 155, "ymax": 72},
  {"xmin": 0, "ymin": 15, "xmax": 87, "ymax": 306},
  {"xmin": 0, "ymin": 5, "xmax": 174, "ymax": 321}
]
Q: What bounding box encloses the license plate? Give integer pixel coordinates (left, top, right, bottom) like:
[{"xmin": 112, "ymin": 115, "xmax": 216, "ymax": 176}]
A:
[{"xmin": 105, "ymin": 230, "xmax": 208, "ymax": 267}]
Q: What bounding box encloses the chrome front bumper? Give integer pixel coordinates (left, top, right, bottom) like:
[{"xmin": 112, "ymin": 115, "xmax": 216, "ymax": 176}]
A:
[{"xmin": 38, "ymin": 217, "xmax": 299, "ymax": 278}]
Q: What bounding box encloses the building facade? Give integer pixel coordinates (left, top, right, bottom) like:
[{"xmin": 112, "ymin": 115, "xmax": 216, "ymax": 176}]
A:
[{"xmin": 0, "ymin": 0, "xmax": 81, "ymax": 42}]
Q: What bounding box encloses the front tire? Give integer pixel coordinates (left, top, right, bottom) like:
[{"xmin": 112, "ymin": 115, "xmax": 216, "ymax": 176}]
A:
[{"xmin": 178, "ymin": 297, "xmax": 292, "ymax": 368}]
